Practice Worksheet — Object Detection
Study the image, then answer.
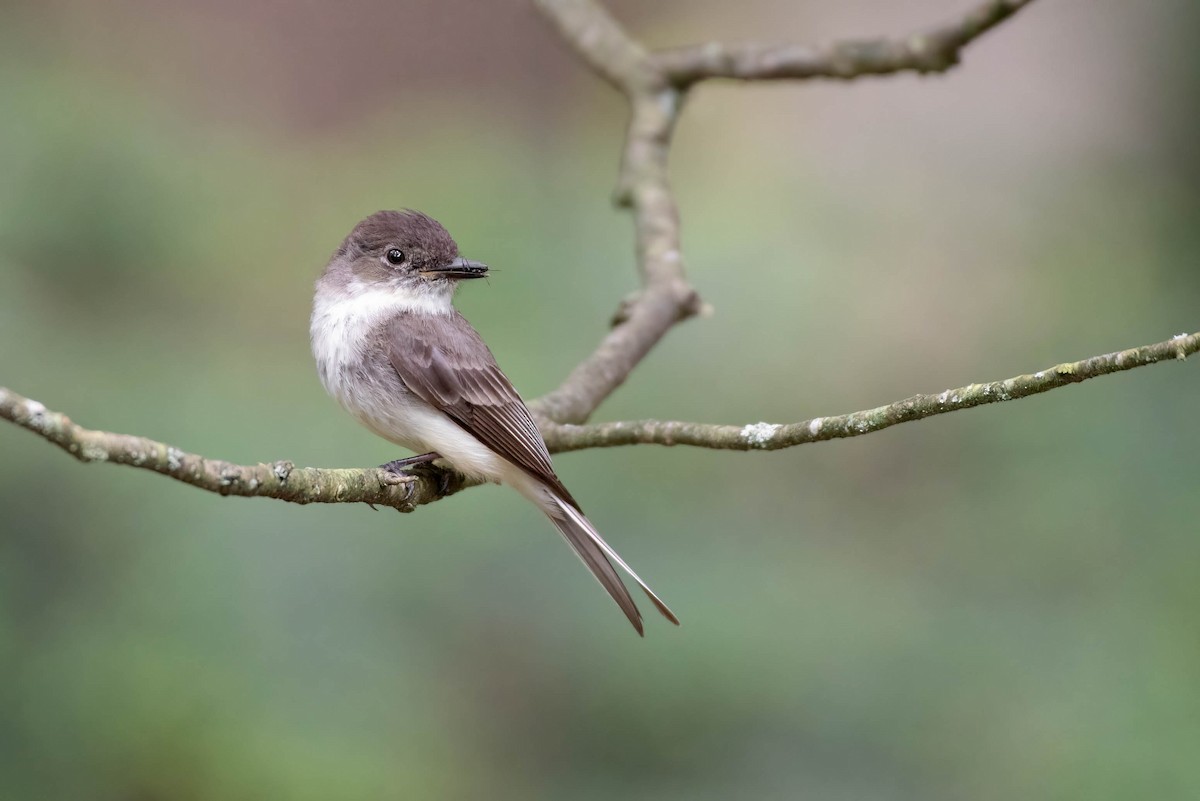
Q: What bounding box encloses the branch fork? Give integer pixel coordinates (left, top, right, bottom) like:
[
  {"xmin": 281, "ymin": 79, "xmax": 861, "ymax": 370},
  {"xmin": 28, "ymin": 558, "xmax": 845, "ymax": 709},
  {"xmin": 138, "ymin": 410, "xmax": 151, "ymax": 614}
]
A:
[{"xmin": 6, "ymin": 0, "xmax": 1184, "ymax": 516}]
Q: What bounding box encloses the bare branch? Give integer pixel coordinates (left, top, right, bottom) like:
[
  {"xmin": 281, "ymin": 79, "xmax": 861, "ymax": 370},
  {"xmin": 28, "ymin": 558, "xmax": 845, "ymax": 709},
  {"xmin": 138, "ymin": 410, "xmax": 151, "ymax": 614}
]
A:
[
  {"xmin": 7, "ymin": 333, "xmax": 1193, "ymax": 507},
  {"xmin": 10, "ymin": 1, "xmax": 1162, "ymax": 518},
  {"xmin": 0, "ymin": 387, "xmax": 474, "ymax": 513},
  {"xmin": 655, "ymin": 0, "xmax": 1036, "ymax": 87},
  {"xmin": 530, "ymin": 0, "xmax": 1033, "ymax": 426},
  {"xmin": 533, "ymin": 0, "xmax": 660, "ymax": 94},
  {"xmin": 542, "ymin": 333, "xmax": 1199, "ymax": 452},
  {"xmin": 532, "ymin": 0, "xmax": 703, "ymax": 425}
]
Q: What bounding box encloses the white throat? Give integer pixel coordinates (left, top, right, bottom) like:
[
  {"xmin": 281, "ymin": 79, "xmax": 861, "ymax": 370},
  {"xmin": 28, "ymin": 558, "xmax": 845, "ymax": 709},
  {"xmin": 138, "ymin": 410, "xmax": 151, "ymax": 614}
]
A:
[
  {"xmin": 329, "ymin": 277, "xmax": 454, "ymax": 317},
  {"xmin": 313, "ymin": 279, "xmax": 452, "ymax": 336},
  {"xmin": 311, "ymin": 279, "xmax": 452, "ymax": 394}
]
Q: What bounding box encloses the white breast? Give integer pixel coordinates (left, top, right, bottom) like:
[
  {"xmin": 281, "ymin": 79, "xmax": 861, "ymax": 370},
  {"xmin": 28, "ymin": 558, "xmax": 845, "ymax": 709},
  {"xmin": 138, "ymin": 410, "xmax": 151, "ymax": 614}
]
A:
[
  {"xmin": 310, "ymin": 284, "xmax": 414, "ymax": 399},
  {"xmin": 310, "ymin": 281, "xmax": 509, "ymax": 483}
]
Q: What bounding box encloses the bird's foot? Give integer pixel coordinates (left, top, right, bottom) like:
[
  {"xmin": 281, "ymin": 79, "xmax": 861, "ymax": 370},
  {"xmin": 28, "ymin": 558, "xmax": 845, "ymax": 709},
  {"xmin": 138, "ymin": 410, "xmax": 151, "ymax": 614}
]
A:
[{"xmin": 378, "ymin": 453, "xmax": 456, "ymax": 500}]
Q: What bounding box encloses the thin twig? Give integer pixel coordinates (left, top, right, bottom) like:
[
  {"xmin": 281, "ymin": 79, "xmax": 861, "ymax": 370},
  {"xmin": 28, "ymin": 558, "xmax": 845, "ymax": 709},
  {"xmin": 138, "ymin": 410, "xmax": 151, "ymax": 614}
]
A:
[
  {"xmin": 655, "ymin": 0, "xmax": 1036, "ymax": 87},
  {"xmin": 531, "ymin": 0, "xmax": 703, "ymax": 425},
  {"xmin": 543, "ymin": 333, "xmax": 1199, "ymax": 452},
  {"xmin": 533, "ymin": 0, "xmax": 659, "ymax": 93}
]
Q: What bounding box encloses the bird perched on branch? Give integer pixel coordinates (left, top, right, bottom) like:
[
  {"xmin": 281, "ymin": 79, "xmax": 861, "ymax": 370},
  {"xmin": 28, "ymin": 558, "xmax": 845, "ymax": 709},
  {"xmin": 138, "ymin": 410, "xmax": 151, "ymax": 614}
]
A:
[{"xmin": 311, "ymin": 210, "xmax": 678, "ymax": 635}]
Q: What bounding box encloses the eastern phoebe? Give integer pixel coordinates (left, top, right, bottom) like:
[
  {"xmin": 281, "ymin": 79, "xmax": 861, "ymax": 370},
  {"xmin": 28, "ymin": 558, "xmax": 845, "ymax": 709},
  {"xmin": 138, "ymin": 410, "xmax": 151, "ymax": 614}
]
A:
[{"xmin": 311, "ymin": 210, "xmax": 678, "ymax": 634}]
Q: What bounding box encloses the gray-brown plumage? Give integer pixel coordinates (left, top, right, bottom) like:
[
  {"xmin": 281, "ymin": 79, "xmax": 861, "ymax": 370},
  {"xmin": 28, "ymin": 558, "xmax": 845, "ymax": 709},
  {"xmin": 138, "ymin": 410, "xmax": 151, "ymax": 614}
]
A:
[{"xmin": 311, "ymin": 210, "xmax": 678, "ymax": 634}]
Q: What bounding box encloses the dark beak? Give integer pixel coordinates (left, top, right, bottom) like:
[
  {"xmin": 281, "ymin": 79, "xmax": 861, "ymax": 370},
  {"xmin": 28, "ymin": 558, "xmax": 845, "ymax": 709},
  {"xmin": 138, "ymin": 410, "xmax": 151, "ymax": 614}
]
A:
[{"xmin": 421, "ymin": 257, "xmax": 489, "ymax": 279}]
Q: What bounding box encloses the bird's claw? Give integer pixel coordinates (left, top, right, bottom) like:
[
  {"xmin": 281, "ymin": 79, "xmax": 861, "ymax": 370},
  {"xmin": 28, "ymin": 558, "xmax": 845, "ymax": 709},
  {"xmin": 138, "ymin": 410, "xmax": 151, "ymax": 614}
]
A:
[
  {"xmin": 378, "ymin": 469, "xmax": 417, "ymax": 486},
  {"xmin": 375, "ymin": 460, "xmax": 457, "ymax": 507}
]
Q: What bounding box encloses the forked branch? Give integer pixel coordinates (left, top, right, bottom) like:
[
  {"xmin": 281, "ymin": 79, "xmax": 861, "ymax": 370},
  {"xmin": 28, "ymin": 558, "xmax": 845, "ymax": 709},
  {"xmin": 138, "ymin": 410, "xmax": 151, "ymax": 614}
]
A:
[
  {"xmin": 5, "ymin": 0, "xmax": 1174, "ymax": 518},
  {"xmin": 530, "ymin": 0, "xmax": 1038, "ymax": 425},
  {"xmin": 655, "ymin": 0, "xmax": 1036, "ymax": 86}
]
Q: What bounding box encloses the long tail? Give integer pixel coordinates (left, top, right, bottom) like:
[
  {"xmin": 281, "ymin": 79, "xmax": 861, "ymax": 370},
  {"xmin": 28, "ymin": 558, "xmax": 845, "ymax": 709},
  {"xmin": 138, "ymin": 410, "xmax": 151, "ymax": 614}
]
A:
[{"xmin": 545, "ymin": 493, "xmax": 680, "ymax": 636}]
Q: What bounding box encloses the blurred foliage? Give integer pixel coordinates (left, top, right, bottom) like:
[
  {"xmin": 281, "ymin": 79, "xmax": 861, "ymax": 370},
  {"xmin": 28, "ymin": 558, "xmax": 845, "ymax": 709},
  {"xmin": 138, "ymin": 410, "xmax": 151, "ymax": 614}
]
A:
[{"xmin": 2, "ymin": 1, "xmax": 1199, "ymax": 799}]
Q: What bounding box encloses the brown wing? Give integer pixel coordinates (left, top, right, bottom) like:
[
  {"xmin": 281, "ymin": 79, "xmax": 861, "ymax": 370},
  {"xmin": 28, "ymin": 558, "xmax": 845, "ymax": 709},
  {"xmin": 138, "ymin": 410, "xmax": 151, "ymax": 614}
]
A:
[
  {"xmin": 385, "ymin": 311, "xmax": 578, "ymax": 509},
  {"xmin": 387, "ymin": 311, "xmax": 680, "ymax": 634}
]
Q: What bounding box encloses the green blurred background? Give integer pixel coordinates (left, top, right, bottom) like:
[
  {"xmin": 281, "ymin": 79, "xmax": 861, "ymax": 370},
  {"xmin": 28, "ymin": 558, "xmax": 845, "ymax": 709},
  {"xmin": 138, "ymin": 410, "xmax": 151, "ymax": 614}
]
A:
[{"xmin": 2, "ymin": 0, "xmax": 1198, "ymax": 798}]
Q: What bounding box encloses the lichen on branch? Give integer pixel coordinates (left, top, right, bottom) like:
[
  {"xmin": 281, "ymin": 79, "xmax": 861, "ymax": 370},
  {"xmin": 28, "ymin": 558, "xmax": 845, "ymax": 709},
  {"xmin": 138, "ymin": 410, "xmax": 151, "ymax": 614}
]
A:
[
  {"xmin": 542, "ymin": 333, "xmax": 1199, "ymax": 452},
  {"xmin": 0, "ymin": 386, "xmax": 467, "ymax": 512}
]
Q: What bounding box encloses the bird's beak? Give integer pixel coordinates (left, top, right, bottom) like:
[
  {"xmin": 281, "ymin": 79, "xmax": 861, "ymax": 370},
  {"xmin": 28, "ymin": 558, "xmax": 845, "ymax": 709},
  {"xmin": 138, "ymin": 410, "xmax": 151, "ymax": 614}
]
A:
[{"xmin": 421, "ymin": 257, "xmax": 489, "ymax": 279}]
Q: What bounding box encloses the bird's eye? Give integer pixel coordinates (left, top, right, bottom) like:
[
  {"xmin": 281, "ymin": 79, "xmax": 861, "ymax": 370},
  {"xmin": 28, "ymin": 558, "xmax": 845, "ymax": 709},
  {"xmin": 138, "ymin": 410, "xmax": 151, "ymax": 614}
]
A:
[{"xmin": 385, "ymin": 248, "xmax": 405, "ymax": 266}]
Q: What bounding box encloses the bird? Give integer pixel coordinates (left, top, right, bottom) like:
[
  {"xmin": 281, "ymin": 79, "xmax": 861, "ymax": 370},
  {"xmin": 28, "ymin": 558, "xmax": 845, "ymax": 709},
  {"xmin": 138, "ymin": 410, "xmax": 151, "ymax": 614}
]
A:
[{"xmin": 310, "ymin": 209, "xmax": 678, "ymax": 635}]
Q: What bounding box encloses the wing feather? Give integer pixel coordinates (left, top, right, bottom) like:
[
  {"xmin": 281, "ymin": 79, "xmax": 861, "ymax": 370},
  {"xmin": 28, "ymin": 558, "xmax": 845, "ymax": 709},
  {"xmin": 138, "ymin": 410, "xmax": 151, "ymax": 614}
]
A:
[{"xmin": 386, "ymin": 312, "xmax": 577, "ymax": 508}]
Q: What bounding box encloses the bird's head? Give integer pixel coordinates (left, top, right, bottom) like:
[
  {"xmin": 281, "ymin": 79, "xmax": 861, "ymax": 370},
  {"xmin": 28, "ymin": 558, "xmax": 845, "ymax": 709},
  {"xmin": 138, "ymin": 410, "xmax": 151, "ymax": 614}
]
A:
[{"xmin": 319, "ymin": 210, "xmax": 488, "ymax": 313}]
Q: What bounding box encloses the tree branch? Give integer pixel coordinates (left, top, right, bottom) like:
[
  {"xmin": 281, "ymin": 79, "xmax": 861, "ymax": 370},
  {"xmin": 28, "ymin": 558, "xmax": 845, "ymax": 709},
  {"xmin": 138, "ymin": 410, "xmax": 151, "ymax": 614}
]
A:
[
  {"xmin": 5, "ymin": 332, "xmax": 1194, "ymax": 507},
  {"xmin": 12, "ymin": 0, "xmax": 1157, "ymax": 517},
  {"xmin": 532, "ymin": 0, "xmax": 659, "ymax": 94},
  {"xmin": 530, "ymin": 0, "xmax": 1034, "ymax": 426},
  {"xmin": 531, "ymin": 0, "xmax": 704, "ymax": 425},
  {"xmin": 542, "ymin": 333, "xmax": 1199, "ymax": 452},
  {"xmin": 0, "ymin": 386, "xmax": 474, "ymax": 513},
  {"xmin": 654, "ymin": 0, "xmax": 1036, "ymax": 87}
]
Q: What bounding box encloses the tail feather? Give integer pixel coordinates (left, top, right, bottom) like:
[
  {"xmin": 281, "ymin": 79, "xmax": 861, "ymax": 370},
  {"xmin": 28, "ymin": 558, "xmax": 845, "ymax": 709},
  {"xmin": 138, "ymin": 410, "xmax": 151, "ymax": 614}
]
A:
[{"xmin": 547, "ymin": 495, "xmax": 680, "ymax": 634}]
